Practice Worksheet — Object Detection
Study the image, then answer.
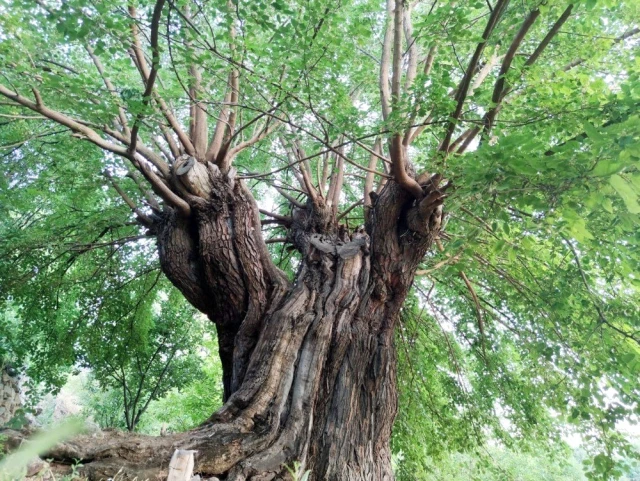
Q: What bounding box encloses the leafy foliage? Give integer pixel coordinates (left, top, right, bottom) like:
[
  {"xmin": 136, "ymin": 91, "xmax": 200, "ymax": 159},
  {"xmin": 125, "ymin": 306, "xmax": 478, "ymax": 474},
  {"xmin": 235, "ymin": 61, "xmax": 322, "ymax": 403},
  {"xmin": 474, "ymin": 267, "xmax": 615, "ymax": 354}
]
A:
[
  {"xmin": 0, "ymin": 0, "xmax": 638, "ymax": 478},
  {"xmin": 77, "ymin": 286, "xmax": 208, "ymax": 431}
]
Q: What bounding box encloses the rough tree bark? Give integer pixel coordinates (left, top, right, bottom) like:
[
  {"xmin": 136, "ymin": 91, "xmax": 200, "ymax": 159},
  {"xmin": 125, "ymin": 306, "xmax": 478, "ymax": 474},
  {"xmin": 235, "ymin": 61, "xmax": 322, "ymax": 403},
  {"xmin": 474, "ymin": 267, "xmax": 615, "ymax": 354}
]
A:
[{"xmin": 3, "ymin": 165, "xmax": 444, "ymax": 481}]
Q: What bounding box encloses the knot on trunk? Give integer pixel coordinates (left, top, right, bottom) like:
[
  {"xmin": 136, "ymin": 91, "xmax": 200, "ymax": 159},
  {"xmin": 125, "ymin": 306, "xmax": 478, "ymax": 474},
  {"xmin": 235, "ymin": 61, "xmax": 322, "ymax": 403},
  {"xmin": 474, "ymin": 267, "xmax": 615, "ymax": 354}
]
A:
[
  {"xmin": 308, "ymin": 233, "xmax": 368, "ymax": 260},
  {"xmin": 405, "ymin": 173, "xmax": 449, "ymax": 236},
  {"xmin": 174, "ymin": 156, "xmax": 238, "ymax": 205}
]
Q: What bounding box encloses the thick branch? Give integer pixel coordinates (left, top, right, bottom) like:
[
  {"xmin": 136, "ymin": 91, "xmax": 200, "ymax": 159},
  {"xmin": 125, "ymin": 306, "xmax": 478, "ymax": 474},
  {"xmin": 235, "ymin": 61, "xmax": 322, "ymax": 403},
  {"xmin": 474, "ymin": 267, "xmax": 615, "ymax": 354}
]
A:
[
  {"xmin": 294, "ymin": 140, "xmax": 320, "ymax": 204},
  {"xmin": 0, "ymin": 85, "xmax": 129, "ymax": 158},
  {"xmin": 205, "ymin": 81, "xmax": 232, "ymax": 163},
  {"xmin": 364, "ymin": 138, "xmax": 381, "ymax": 215},
  {"xmin": 259, "ymin": 209, "xmax": 293, "ymax": 227},
  {"xmin": 525, "ymin": 5, "xmax": 573, "ymax": 67},
  {"xmin": 403, "ymin": 3, "xmax": 419, "ymax": 93},
  {"xmin": 183, "ymin": 8, "xmax": 208, "ymax": 160},
  {"xmin": 188, "ymin": 64, "xmax": 208, "ymax": 159},
  {"xmin": 458, "ymin": 5, "xmax": 572, "ymax": 150},
  {"xmin": 405, "ymin": 45, "xmax": 437, "ymax": 145},
  {"xmin": 390, "ymin": 0, "xmax": 423, "ymax": 199},
  {"xmin": 215, "ymin": 0, "xmax": 241, "ymax": 170}
]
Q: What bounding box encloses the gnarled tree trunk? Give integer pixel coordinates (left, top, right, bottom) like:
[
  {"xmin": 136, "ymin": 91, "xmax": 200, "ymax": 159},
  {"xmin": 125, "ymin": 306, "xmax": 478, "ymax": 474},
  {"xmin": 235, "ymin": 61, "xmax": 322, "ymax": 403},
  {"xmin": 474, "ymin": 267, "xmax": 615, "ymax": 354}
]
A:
[
  {"xmin": 7, "ymin": 167, "xmax": 444, "ymax": 481},
  {"xmin": 0, "ymin": 0, "xmax": 597, "ymax": 476}
]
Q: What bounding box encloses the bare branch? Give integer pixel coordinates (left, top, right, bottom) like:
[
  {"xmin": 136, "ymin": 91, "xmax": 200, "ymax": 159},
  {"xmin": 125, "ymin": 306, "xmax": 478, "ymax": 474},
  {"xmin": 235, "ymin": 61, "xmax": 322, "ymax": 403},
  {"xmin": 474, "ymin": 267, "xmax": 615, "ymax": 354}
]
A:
[
  {"xmin": 259, "ymin": 209, "xmax": 293, "ymax": 227},
  {"xmin": 265, "ymin": 237, "xmax": 289, "ymax": 244},
  {"xmin": 274, "ymin": 184, "xmax": 306, "ymax": 209},
  {"xmin": 103, "ymin": 126, "xmax": 170, "ymax": 178},
  {"xmin": 457, "ymin": 6, "xmax": 572, "ymax": 150},
  {"xmin": 0, "ymin": 84, "xmax": 191, "ymax": 215},
  {"xmin": 439, "ymin": 0, "xmax": 509, "ymax": 153},
  {"xmin": 137, "ymin": 158, "xmax": 191, "ymax": 217},
  {"xmin": 214, "ymin": 0, "xmax": 241, "ymax": 170},
  {"xmin": 128, "ymin": 5, "xmax": 151, "ymax": 81},
  {"xmin": 182, "ymin": 8, "xmax": 208, "ymax": 160},
  {"xmin": 469, "ymin": 49, "xmax": 502, "ymax": 96},
  {"xmin": 415, "ymin": 249, "xmax": 463, "ymax": 275},
  {"xmin": 0, "ymin": 84, "xmax": 130, "ymax": 158},
  {"xmin": 337, "ymin": 199, "xmax": 363, "ymax": 222},
  {"xmin": 326, "ymin": 145, "xmax": 345, "ymax": 215},
  {"xmin": 330, "ymin": 151, "xmax": 345, "ymax": 217},
  {"xmin": 188, "ymin": 63, "xmax": 208, "ymax": 159},
  {"xmin": 205, "ymin": 85, "xmax": 232, "ymax": 163},
  {"xmin": 294, "ymin": 140, "xmax": 320, "ymax": 204},
  {"xmin": 390, "ymin": 0, "xmax": 424, "ymax": 199},
  {"xmin": 224, "ymin": 116, "xmax": 281, "ymax": 169},
  {"xmin": 483, "ymin": 8, "xmax": 540, "ymax": 135},
  {"xmin": 129, "ymin": 0, "xmax": 167, "ymax": 155},
  {"xmin": 85, "ymin": 45, "xmax": 130, "ymax": 133},
  {"xmin": 460, "ymin": 271, "xmax": 487, "ymax": 358},
  {"xmin": 126, "ymin": 169, "xmax": 162, "ymax": 211},
  {"xmin": 128, "ymin": 5, "xmax": 194, "ymax": 156},
  {"xmin": 405, "ymin": 45, "xmax": 437, "ymax": 145},
  {"xmin": 380, "ymin": 0, "xmax": 394, "ymax": 121},
  {"xmin": 403, "ymin": 3, "xmax": 419, "ymax": 92},
  {"xmin": 526, "ymin": 5, "xmax": 573, "ymax": 67}
]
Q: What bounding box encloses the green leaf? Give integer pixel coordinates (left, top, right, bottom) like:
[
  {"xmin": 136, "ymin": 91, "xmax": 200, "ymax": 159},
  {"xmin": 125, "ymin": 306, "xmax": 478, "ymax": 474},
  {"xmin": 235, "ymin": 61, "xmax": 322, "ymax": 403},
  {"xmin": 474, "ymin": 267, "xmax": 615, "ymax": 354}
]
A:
[
  {"xmin": 609, "ymin": 175, "xmax": 640, "ymax": 214},
  {"xmin": 0, "ymin": 419, "xmax": 84, "ymax": 478}
]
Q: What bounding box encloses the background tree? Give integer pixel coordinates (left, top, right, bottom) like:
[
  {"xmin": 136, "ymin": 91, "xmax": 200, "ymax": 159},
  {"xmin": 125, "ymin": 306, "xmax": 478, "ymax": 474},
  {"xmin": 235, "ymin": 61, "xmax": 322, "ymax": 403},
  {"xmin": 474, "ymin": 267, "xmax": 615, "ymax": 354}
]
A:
[
  {"xmin": 0, "ymin": 0, "xmax": 638, "ymax": 479},
  {"xmin": 78, "ymin": 287, "xmax": 208, "ymax": 432}
]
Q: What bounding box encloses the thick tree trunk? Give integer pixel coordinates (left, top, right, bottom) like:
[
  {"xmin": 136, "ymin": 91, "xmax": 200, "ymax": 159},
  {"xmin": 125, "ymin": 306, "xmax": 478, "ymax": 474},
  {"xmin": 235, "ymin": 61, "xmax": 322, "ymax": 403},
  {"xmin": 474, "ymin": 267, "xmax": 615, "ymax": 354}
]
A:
[{"xmin": 3, "ymin": 169, "xmax": 444, "ymax": 481}]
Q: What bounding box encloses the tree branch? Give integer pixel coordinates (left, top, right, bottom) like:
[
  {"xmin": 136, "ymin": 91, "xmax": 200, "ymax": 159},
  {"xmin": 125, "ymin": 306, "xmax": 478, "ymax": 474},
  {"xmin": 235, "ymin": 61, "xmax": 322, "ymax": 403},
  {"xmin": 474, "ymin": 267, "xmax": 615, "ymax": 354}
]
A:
[
  {"xmin": 0, "ymin": 84, "xmax": 130, "ymax": 157},
  {"xmin": 259, "ymin": 209, "xmax": 293, "ymax": 227},
  {"xmin": 129, "ymin": 0, "xmax": 167, "ymax": 155},
  {"xmin": 85, "ymin": 45, "xmax": 130, "ymax": 134},
  {"xmin": 0, "ymin": 84, "xmax": 189, "ymax": 215},
  {"xmin": 405, "ymin": 45, "xmax": 437, "ymax": 145},
  {"xmin": 456, "ymin": 5, "xmax": 572, "ymax": 151},
  {"xmin": 224, "ymin": 116, "xmax": 281, "ymax": 168},
  {"xmin": 128, "ymin": 5, "xmax": 195, "ymax": 156},
  {"xmin": 103, "ymin": 171, "xmax": 154, "ymax": 226},
  {"xmin": 390, "ymin": 0, "xmax": 424, "ymax": 199},
  {"xmin": 483, "ymin": 8, "xmax": 540, "ymax": 135},
  {"xmin": 380, "ymin": 0, "xmax": 394, "ymax": 121},
  {"xmin": 439, "ymin": 0, "xmax": 509, "ymax": 153},
  {"xmin": 526, "ymin": 5, "xmax": 573, "ymax": 67},
  {"xmin": 364, "ymin": 138, "xmax": 382, "ymax": 221},
  {"xmin": 562, "ymin": 26, "xmax": 639, "ymax": 71},
  {"xmin": 403, "ymin": 3, "xmax": 419, "ymax": 93}
]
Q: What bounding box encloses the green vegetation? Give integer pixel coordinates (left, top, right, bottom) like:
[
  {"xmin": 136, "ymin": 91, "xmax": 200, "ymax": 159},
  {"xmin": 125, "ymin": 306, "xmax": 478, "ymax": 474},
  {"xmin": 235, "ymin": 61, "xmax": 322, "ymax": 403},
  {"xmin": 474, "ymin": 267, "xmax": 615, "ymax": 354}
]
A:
[{"xmin": 0, "ymin": 0, "xmax": 638, "ymax": 478}]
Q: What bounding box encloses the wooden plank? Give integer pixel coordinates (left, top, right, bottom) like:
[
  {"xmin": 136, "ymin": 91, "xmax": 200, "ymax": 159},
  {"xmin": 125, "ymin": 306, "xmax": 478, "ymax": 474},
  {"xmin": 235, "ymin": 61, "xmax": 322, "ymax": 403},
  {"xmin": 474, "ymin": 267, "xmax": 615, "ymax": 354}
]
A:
[{"xmin": 167, "ymin": 449, "xmax": 197, "ymax": 481}]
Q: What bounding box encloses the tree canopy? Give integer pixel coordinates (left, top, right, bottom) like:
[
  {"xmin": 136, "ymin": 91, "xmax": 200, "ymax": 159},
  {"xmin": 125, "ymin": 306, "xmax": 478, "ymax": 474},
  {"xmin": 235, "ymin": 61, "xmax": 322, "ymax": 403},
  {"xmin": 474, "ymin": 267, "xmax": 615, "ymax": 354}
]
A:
[{"xmin": 0, "ymin": 0, "xmax": 639, "ymax": 479}]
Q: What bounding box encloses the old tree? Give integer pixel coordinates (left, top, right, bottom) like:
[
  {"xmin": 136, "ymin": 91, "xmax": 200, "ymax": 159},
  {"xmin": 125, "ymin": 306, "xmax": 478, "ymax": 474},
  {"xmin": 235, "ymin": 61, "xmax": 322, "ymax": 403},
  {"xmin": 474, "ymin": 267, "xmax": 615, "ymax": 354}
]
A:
[{"xmin": 0, "ymin": 0, "xmax": 639, "ymax": 479}]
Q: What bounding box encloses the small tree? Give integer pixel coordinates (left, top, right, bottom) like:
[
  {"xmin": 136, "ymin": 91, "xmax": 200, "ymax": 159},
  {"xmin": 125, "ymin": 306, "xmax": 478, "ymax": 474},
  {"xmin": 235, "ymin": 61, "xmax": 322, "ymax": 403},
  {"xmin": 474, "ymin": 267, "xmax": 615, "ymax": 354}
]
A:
[
  {"xmin": 79, "ymin": 285, "xmax": 208, "ymax": 432},
  {"xmin": 135, "ymin": 334, "xmax": 224, "ymax": 434}
]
